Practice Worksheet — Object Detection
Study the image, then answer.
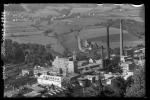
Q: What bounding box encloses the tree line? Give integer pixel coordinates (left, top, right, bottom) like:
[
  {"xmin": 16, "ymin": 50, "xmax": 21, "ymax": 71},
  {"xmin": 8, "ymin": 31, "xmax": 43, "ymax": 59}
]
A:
[{"xmin": 2, "ymin": 39, "xmax": 57, "ymax": 66}]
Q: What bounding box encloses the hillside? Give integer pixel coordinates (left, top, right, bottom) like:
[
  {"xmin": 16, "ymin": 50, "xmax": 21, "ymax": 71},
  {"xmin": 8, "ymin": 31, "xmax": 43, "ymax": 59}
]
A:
[
  {"xmin": 88, "ymin": 33, "xmax": 139, "ymax": 42},
  {"xmin": 4, "ymin": 4, "xmax": 27, "ymax": 12},
  {"xmin": 4, "ymin": 4, "xmax": 145, "ymax": 54}
]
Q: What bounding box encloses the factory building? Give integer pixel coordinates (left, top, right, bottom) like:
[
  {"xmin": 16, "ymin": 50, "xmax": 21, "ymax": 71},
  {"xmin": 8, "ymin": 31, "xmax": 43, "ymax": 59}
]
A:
[
  {"xmin": 37, "ymin": 75, "xmax": 62, "ymax": 87},
  {"xmin": 33, "ymin": 56, "xmax": 79, "ymax": 88},
  {"xmin": 52, "ymin": 56, "xmax": 75, "ymax": 75}
]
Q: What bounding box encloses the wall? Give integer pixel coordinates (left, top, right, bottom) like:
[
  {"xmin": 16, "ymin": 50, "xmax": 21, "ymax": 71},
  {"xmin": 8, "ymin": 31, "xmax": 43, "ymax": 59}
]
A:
[{"xmin": 68, "ymin": 61, "xmax": 74, "ymax": 73}]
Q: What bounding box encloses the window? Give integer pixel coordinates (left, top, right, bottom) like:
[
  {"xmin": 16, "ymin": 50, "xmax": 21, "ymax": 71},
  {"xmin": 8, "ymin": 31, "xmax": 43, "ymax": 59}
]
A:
[
  {"xmin": 47, "ymin": 72, "xmax": 50, "ymax": 75},
  {"xmin": 37, "ymin": 73, "xmax": 41, "ymax": 76}
]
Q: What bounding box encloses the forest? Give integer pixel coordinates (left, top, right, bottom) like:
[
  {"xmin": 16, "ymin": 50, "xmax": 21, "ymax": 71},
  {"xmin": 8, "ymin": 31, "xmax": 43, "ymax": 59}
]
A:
[{"xmin": 1, "ymin": 39, "xmax": 57, "ymax": 66}]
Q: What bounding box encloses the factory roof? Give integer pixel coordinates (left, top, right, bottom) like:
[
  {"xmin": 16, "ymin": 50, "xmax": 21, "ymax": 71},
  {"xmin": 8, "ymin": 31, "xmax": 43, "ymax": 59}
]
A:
[
  {"xmin": 34, "ymin": 66, "xmax": 59, "ymax": 72},
  {"xmin": 25, "ymin": 83, "xmax": 45, "ymax": 92},
  {"xmin": 134, "ymin": 48, "xmax": 145, "ymax": 53},
  {"xmin": 54, "ymin": 57, "xmax": 69, "ymax": 61},
  {"xmin": 78, "ymin": 63, "xmax": 100, "ymax": 69},
  {"xmin": 23, "ymin": 91, "xmax": 41, "ymax": 97},
  {"xmin": 63, "ymin": 73, "xmax": 80, "ymax": 81}
]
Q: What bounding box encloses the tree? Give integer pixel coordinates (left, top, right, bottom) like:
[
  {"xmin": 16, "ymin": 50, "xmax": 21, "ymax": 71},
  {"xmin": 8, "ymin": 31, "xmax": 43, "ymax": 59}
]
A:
[
  {"xmin": 65, "ymin": 86, "xmax": 73, "ymax": 97},
  {"xmin": 125, "ymin": 76, "xmax": 134, "ymax": 89},
  {"xmin": 46, "ymin": 44, "xmax": 52, "ymax": 52},
  {"xmin": 125, "ymin": 65, "xmax": 145, "ymax": 97},
  {"xmin": 101, "ymin": 77, "xmax": 127, "ymax": 97},
  {"xmin": 137, "ymin": 44, "xmax": 144, "ymax": 49},
  {"xmin": 3, "ymin": 39, "xmax": 14, "ymax": 63},
  {"xmin": 103, "ymin": 85, "xmax": 116, "ymax": 97},
  {"xmin": 24, "ymin": 53, "xmax": 30, "ymax": 64},
  {"xmin": 110, "ymin": 77, "xmax": 126, "ymax": 97},
  {"xmin": 13, "ymin": 46, "xmax": 25, "ymax": 64}
]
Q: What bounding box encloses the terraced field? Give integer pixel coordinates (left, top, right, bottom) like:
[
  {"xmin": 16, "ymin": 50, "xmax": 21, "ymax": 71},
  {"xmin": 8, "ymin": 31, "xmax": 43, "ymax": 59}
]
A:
[{"xmin": 4, "ymin": 4, "xmax": 144, "ymax": 54}]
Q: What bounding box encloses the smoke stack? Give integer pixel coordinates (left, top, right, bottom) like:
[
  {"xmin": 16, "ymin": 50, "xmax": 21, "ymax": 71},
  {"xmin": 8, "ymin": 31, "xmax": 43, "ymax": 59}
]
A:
[
  {"xmin": 120, "ymin": 19, "xmax": 124, "ymax": 60},
  {"xmin": 101, "ymin": 45, "xmax": 104, "ymax": 59},
  {"xmin": 101, "ymin": 45, "xmax": 104, "ymax": 68},
  {"xmin": 106, "ymin": 25, "xmax": 110, "ymax": 60}
]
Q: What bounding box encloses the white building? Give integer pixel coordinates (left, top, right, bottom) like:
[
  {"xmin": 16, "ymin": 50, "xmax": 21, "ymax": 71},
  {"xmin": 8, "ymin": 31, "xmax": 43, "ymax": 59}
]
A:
[
  {"xmin": 95, "ymin": 59, "xmax": 102, "ymax": 64},
  {"xmin": 33, "ymin": 66, "xmax": 59, "ymax": 78},
  {"xmin": 133, "ymin": 48, "xmax": 145, "ymax": 67},
  {"xmin": 120, "ymin": 62, "xmax": 130, "ymax": 76},
  {"xmin": 121, "ymin": 56, "xmax": 133, "ymax": 63},
  {"xmin": 134, "ymin": 48, "xmax": 145, "ymax": 54},
  {"xmin": 102, "ymin": 73, "xmax": 114, "ymax": 85},
  {"xmin": 106, "ymin": 79, "xmax": 112, "ymax": 85},
  {"xmin": 89, "ymin": 58, "xmax": 94, "ymax": 64},
  {"xmin": 103, "ymin": 72, "xmax": 113, "ymax": 80},
  {"xmin": 21, "ymin": 69, "xmax": 29, "ymax": 76},
  {"xmin": 123, "ymin": 72, "xmax": 134, "ymax": 80},
  {"xmin": 84, "ymin": 75, "xmax": 95, "ymax": 82},
  {"xmin": 37, "ymin": 75, "xmax": 62, "ymax": 87},
  {"xmin": 120, "ymin": 62, "xmax": 134, "ymax": 80}
]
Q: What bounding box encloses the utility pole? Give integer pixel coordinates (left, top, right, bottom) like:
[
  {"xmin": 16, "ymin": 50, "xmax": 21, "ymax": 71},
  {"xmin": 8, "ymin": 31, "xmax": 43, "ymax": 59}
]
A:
[{"xmin": 120, "ymin": 19, "xmax": 124, "ymax": 61}]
